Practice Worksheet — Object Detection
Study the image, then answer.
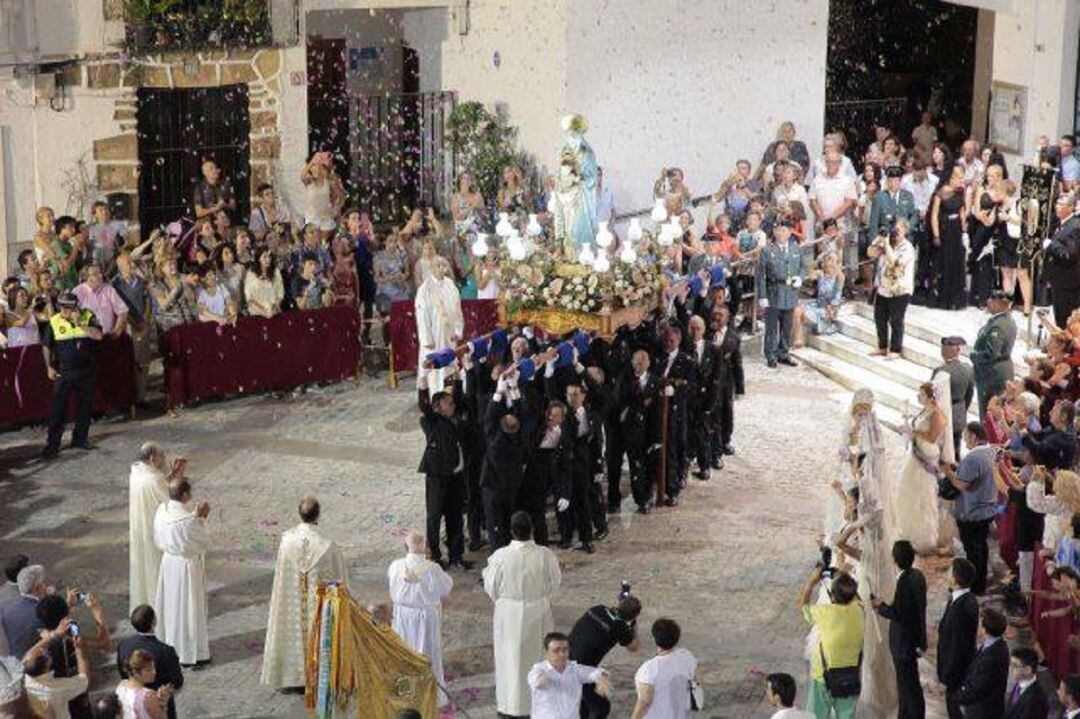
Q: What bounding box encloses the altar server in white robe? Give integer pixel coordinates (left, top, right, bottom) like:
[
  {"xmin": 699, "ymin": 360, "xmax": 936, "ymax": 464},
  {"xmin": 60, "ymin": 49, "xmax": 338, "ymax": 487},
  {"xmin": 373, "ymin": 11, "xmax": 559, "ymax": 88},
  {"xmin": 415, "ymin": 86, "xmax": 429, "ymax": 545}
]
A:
[
  {"xmin": 483, "ymin": 511, "xmax": 561, "ymax": 717},
  {"xmin": 261, "ymin": 497, "xmax": 348, "ymax": 691},
  {"xmin": 388, "ymin": 530, "xmax": 454, "ymax": 705},
  {"xmin": 153, "ymin": 479, "xmax": 211, "ymax": 665},
  {"xmin": 415, "ymin": 256, "xmax": 464, "ymax": 395},
  {"xmin": 130, "ymin": 442, "xmax": 184, "ymax": 613}
]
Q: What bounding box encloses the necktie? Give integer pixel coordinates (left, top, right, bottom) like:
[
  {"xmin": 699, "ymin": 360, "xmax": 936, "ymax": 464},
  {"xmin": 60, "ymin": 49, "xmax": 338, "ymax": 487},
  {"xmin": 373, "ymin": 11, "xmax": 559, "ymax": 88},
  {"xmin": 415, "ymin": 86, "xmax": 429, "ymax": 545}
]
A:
[{"xmin": 1010, "ymin": 684, "xmax": 1021, "ymax": 704}]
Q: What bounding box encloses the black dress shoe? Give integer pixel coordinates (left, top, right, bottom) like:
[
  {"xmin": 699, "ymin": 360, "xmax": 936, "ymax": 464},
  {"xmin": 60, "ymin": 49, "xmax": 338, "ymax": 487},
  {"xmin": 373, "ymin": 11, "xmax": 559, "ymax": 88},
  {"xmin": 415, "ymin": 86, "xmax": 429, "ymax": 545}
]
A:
[
  {"xmin": 448, "ymin": 558, "xmax": 474, "ymax": 571},
  {"xmin": 778, "ymin": 357, "xmax": 797, "ymax": 367},
  {"xmin": 710, "ymin": 457, "xmax": 724, "ymax": 469},
  {"xmin": 594, "ymin": 526, "xmax": 609, "ymax": 541},
  {"xmin": 767, "ymin": 359, "xmax": 778, "ymax": 368},
  {"xmin": 694, "ymin": 470, "xmax": 711, "ymax": 481},
  {"xmin": 41, "ymin": 446, "xmax": 60, "ymax": 459},
  {"xmin": 721, "ymin": 444, "xmax": 735, "ymax": 456},
  {"xmin": 663, "ymin": 497, "xmax": 679, "ymax": 507},
  {"xmin": 557, "ymin": 539, "xmax": 573, "ymax": 550},
  {"xmin": 635, "ymin": 505, "xmax": 649, "ymax": 515},
  {"xmin": 69, "ymin": 441, "xmax": 96, "ymax": 451},
  {"xmin": 467, "ymin": 538, "xmax": 488, "ymax": 552},
  {"xmin": 575, "ymin": 542, "xmax": 595, "ymax": 554}
]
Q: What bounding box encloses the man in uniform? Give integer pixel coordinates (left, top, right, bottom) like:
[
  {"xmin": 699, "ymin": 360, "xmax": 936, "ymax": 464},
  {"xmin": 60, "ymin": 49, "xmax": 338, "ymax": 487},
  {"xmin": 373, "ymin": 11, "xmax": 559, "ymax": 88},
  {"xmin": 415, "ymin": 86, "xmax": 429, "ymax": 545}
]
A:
[
  {"xmin": 869, "ymin": 165, "xmax": 919, "ymax": 241},
  {"xmin": 41, "ymin": 292, "xmax": 102, "ymax": 459},
  {"xmin": 755, "ymin": 219, "xmax": 803, "ymax": 369},
  {"xmin": 969, "ymin": 291, "xmax": 1017, "ymax": 421},
  {"xmin": 932, "ymin": 336, "xmax": 974, "ymax": 454}
]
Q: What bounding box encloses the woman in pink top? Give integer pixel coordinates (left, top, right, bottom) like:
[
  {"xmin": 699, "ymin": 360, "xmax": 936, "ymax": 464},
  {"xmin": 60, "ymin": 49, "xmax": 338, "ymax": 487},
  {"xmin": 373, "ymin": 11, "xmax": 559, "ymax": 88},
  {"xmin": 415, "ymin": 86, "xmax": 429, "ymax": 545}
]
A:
[{"xmin": 116, "ymin": 650, "xmax": 172, "ymax": 719}]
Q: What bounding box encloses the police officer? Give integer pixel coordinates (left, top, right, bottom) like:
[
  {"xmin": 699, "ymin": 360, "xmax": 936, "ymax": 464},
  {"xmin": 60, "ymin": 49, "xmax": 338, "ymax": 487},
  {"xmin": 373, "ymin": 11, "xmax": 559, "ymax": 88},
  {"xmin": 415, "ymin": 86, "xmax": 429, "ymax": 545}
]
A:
[
  {"xmin": 970, "ymin": 290, "xmax": 1017, "ymax": 421},
  {"xmin": 932, "ymin": 336, "xmax": 974, "ymax": 453},
  {"xmin": 755, "ymin": 218, "xmax": 803, "ymax": 368},
  {"xmin": 869, "ymin": 165, "xmax": 919, "ymax": 240},
  {"xmin": 568, "ymin": 595, "xmax": 641, "ymax": 719},
  {"xmin": 41, "ymin": 293, "xmax": 103, "ymax": 459}
]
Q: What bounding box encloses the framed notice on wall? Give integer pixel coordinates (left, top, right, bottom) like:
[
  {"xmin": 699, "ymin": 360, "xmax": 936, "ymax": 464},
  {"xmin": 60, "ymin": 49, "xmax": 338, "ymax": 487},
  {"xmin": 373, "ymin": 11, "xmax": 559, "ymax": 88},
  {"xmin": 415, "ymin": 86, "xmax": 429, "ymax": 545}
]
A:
[{"xmin": 989, "ymin": 81, "xmax": 1026, "ymax": 155}]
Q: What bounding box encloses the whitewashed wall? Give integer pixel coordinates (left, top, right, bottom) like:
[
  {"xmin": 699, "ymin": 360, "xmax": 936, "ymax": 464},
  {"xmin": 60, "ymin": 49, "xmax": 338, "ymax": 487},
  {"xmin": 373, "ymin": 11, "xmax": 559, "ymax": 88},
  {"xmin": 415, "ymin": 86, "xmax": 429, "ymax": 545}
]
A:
[
  {"xmin": 991, "ymin": 0, "xmax": 1080, "ymax": 174},
  {"xmin": 564, "ymin": 0, "xmax": 829, "ymax": 218}
]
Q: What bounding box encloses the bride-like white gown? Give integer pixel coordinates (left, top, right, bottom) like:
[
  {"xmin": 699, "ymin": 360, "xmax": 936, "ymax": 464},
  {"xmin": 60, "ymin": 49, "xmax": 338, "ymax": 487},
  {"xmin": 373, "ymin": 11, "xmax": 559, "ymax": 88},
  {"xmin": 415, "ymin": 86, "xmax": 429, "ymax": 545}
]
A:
[{"xmin": 893, "ymin": 408, "xmax": 942, "ymax": 554}]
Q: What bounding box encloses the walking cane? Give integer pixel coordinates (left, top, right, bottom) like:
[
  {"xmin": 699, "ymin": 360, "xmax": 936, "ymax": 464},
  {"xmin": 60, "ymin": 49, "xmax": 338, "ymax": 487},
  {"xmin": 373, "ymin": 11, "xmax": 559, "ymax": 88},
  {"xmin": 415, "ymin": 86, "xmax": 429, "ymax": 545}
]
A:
[{"xmin": 657, "ymin": 391, "xmax": 669, "ymax": 507}]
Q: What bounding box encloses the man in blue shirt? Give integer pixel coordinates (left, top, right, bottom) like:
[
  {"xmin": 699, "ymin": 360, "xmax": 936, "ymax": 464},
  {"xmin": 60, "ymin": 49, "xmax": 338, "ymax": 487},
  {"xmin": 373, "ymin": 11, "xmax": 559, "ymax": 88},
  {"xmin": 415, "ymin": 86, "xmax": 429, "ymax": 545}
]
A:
[{"xmin": 941, "ymin": 422, "xmax": 998, "ymax": 594}]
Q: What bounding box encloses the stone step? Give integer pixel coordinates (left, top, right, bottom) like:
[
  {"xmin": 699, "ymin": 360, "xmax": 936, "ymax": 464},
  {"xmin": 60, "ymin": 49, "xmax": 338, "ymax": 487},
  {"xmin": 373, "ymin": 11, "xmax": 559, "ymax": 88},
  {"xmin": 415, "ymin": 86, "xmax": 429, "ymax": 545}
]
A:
[
  {"xmin": 806, "ymin": 331, "xmax": 940, "ymax": 392},
  {"xmin": 834, "ymin": 312, "xmax": 943, "ymax": 370}
]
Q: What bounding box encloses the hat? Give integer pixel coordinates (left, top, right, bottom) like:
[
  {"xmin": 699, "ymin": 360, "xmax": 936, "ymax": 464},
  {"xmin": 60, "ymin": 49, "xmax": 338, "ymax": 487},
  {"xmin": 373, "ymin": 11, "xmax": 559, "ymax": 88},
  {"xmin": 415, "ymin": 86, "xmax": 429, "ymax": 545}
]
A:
[
  {"xmin": 884, "ymin": 165, "xmax": 904, "ymax": 178},
  {"xmin": 941, "ymin": 336, "xmax": 966, "ymax": 347},
  {"xmin": 989, "ymin": 289, "xmax": 1012, "ymax": 303},
  {"xmin": 57, "ymin": 292, "xmax": 79, "ymax": 308}
]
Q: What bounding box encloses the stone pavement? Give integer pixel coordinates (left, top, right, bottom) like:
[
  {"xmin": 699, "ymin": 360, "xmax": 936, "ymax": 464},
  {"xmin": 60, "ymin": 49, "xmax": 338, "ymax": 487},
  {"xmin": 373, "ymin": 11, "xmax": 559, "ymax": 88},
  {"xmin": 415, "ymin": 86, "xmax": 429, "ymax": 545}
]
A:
[{"xmin": 1, "ymin": 361, "xmax": 951, "ymax": 718}]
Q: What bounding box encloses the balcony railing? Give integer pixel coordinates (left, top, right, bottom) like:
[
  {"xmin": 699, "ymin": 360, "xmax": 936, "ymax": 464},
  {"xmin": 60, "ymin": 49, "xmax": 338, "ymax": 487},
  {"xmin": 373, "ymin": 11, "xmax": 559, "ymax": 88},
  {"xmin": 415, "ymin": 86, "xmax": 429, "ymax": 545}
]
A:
[{"xmin": 124, "ymin": 0, "xmax": 272, "ymax": 54}]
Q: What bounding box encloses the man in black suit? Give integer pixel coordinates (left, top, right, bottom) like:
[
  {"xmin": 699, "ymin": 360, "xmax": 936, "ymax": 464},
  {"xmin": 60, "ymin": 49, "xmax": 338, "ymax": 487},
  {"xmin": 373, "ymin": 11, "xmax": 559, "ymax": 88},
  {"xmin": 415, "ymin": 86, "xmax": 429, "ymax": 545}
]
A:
[
  {"xmin": 956, "ymin": 608, "xmax": 1010, "ymax": 719},
  {"xmin": 682, "ymin": 314, "xmax": 717, "ymax": 479},
  {"xmin": 938, "ymin": 558, "xmax": 981, "ymax": 719},
  {"xmin": 656, "ymin": 325, "xmax": 695, "ymax": 506},
  {"xmin": 523, "ymin": 398, "xmax": 573, "ymax": 547},
  {"xmin": 1045, "ymin": 193, "xmax": 1080, "ymax": 327},
  {"xmin": 479, "ymin": 370, "xmax": 528, "ymax": 551},
  {"xmin": 707, "ymin": 305, "xmax": 745, "ymax": 459},
  {"xmin": 872, "ymin": 540, "xmax": 927, "ymax": 719},
  {"xmin": 417, "ymin": 375, "xmax": 471, "ymax": 569},
  {"xmin": 618, "ymin": 349, "xmax": 662, "ymax": 514},
  {"xmin": 1004, "ymin": 647, "xmax": 1048, "ymax": 719},
  {"xmin": 117, "ymin": 605, "xmax": 184, "ymax": 719}
]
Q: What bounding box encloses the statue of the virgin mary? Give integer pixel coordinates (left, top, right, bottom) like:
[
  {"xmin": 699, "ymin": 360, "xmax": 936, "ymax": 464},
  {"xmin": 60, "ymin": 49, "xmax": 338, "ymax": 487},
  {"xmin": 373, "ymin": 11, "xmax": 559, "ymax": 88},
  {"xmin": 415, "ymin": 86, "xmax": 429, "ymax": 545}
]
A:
[{"xmin": 550, "ymin": 114, "xmax": 599, "ymax": 257}]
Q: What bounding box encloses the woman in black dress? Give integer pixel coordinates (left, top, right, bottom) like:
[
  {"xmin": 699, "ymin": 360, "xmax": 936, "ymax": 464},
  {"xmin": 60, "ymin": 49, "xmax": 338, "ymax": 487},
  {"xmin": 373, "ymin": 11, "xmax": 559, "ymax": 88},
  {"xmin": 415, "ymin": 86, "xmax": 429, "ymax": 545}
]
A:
[
  {"xmin": 967, "ymin": 164, "xmax": 1006, "ymax": 308},
  {"xmin": 930, "ymin": 165, "xmax": 968, "ymax": 309}
]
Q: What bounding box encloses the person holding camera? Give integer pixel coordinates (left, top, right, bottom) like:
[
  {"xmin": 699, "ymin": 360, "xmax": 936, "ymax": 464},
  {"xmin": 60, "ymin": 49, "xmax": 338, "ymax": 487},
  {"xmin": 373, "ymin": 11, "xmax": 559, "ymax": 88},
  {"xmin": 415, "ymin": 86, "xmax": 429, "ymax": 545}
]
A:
[
  {"xmin": 21, "ymin": 618, "xmax": 91, "ymax": 719},
  {"xmin": 568, "ymin": 594, "xmax": 642, "ymax": 718},
  {"xmin": 940, "ymin": 422, "xmax": 999, "ymax": 595},
  {"xmin": 867, "ymin": 219, "xmax": 916, "ymax": 359},
  {"xmin": 799, "ymin": 567, "xmax": 864, "ymax": 719}
]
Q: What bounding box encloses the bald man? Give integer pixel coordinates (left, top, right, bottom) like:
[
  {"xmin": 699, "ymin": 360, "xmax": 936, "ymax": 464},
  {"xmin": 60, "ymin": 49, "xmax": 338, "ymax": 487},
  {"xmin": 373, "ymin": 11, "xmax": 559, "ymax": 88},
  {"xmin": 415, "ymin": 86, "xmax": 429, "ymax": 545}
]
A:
[
  {"xmin": 194, "ymin": 160, "xmax": 236, "ymax": 220},
  {"xmin": 388, "ymin": 531, "xmax": 454, "ymax": 706},
  {"xmin": 261, "ymin": 497, "xmax": 348, "ymax": 691}
]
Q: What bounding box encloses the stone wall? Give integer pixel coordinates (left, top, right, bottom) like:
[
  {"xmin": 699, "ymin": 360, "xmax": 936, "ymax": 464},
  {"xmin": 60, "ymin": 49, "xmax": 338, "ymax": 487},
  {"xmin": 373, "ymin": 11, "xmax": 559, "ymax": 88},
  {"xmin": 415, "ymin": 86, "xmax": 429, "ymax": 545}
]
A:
[{"xmin": 82, "ymin": 48, "xmax": 285, "ymax": 227}]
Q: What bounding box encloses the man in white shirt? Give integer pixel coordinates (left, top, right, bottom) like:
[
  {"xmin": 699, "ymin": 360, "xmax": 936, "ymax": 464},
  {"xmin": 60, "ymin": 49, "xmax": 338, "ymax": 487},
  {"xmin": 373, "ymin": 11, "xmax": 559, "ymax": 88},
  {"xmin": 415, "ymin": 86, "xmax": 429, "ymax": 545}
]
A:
[
  {"xmin": 631, "ymin": 618, "xmax": 698, "ymax": 719},
  {"xmin": 764, "ymin": 672, "xmax": 813, "ymax": 718},
  {"xmin": 528, "ymin": 631, "xmax": 609, "ymax": 719},
  {"xmin": 21, "ymin": 620, "xmax": 89, "ymax": 719},
  {"xmin": 911, "ymin": 111, "xmax": 938, "ymax": 165},
  {"xmin": 957, "ymin": 140, "xmax": 985, "ymax": 188},
  {"xmin": 809, "ymin": 151, "xmax": 858, "ymax": 264}
]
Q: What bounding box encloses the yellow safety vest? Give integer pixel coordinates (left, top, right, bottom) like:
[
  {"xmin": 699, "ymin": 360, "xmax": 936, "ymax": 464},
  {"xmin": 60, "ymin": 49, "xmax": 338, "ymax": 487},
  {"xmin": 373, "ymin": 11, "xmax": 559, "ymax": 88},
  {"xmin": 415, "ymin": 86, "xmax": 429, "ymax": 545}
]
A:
[{"xmin": 49, "ymin": 311, "xmax": 92, "ymax": 340}]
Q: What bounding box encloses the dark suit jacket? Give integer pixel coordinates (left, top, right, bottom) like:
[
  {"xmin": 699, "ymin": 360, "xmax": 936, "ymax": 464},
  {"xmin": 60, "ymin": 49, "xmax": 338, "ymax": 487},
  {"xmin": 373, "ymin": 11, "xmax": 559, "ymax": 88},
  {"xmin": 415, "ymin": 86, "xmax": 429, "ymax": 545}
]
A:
[
  {"xmin": 956, "ymin": 638, "xmax": 1010, "ymax": 719},
  {"xmin": 706, "ymin": 325, "xmax": 745, "ymax": 404},
  {"xmin": 937, "ymin": 590, "xmax": 980, "ymax": 687},
  {"xmin": 117, "ymin": 632, "xmax": 184, "ymax": 719},
  {"xmin": 616, "ymin": 371, "xmax": 661, "ymax": 451},
  {"xmin": 480, "ymin": 398, "xmax": 528, "ymax": 496},
  {"xmin": 0, "ymin": 595, "xmax": 41, "ymax": 658},
  {"xmin": 875, "ymin": 568, "xmax": 927, "ymax": 660},
  {"xmin": 417, "ymin": 389, "xmax": 464, "ymax": 476},
  {"xmin": 1003, "ymin": 681, "xmax": 1049, "ymax": 719}
]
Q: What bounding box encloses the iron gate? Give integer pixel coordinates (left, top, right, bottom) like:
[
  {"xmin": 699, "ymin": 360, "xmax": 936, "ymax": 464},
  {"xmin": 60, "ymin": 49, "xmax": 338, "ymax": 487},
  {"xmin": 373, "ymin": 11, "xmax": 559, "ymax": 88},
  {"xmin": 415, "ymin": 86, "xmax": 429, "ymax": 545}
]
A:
[
  {"xmin": 137, "ymin": 85, "xmax": 251, "ymax": 232},
  {"xmin": 350, "ymin": 91, "xmax": 456, "ymax": 226}
]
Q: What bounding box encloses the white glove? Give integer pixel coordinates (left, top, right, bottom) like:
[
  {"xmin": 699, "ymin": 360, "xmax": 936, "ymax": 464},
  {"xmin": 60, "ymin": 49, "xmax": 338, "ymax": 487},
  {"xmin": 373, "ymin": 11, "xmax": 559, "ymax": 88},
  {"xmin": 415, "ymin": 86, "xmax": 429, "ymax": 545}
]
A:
[
  {"xmin": 594, "ymin": 472, "xmax": 605, "ymax": 485},
  {"xmin": 759, "ymin": 298, "xmax": 769, "ymax": 310},
  {"xmin": 557, "ymin": 498, "xmax": 570, "ymax": 512},
  {"xmin": 523, "ymin": 326, "xmax": 534, "ymax": 340},
  {"xmin": 663, "ymin": 385, "xmax": 675, "ymax": 397},
  {"xmin": 961, "ymin": 232, "xmax": 970, "ymax": 251},
  {"xmin": 792, "ymin": 277, "xmax": 803, "ymax": 289},
  {"xmin": 1044, "ymin": 238, "xmax": 1053, "ymax": 249}
]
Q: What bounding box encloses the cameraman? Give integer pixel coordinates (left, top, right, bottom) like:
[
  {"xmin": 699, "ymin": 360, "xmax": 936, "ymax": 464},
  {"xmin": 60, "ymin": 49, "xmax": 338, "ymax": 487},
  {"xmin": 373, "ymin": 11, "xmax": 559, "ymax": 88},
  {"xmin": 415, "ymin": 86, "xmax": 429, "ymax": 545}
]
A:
[
  {"xmin": 36, "ymin": 590, "xmax": 111, "ymax": 718},
  {"xmin": 22, "ymin": 618, "xmax": 91, "ymax": 719},
  {"xmin": 568, "ymin": 595, "xmax": 642, "ymax": 718},
  {"xmin": 799, "ymin": 567, "xmax": 863, "ymax": 719}
]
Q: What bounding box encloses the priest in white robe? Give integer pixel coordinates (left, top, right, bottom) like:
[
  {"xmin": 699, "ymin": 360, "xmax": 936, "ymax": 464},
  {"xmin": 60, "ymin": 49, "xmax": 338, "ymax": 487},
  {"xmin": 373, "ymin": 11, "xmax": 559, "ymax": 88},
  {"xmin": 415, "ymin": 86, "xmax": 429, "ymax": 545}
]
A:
[
  {"xmin": 483, "ymin": 511, "xmax": 561, "ymax": 717},
  {"xmin": 129, "ymin": 442, "xmax": 184, "ymax": 614},
  {"xmin": 260, "ymin": 497, "xmax": 349, "ymax": 691},
  {"xmin": 153, "ymin": 479, "xmax": 211, "ymax": 666},
  {"xmin": 388, "ymin": 530, "xmax": 453, "ymax": 706},
  {"xmin": 415, "ymin": 256, "xmax": 464, "ymax": 395}
]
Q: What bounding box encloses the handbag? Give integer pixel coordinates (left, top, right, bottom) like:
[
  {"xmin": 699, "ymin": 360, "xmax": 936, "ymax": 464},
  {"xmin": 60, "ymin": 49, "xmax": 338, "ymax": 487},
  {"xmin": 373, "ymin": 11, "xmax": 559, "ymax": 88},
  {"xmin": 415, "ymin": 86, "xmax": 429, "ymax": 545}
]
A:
[
  {"xmin": 820, "ymin": 643, "xmax": 861, "ymax": 698},
  {"xmin": 938, "ymin": 475, "xmax": 960, "ymax": 500},
  {"xmin": 688, "ymin": 677, "xmax": 705, "ymax": 711}
]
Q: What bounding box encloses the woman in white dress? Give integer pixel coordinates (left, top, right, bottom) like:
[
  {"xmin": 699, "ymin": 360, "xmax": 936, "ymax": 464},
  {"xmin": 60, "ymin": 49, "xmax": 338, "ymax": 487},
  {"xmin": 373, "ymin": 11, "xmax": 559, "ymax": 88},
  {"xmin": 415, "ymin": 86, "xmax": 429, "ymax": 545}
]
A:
[
  {"xmin": 827, "ymin": 389, "xmax": 889, "ymax": 538},
  {"xmin": 894, "ymin": 381, "xmax": 950, "ymax": 554}
]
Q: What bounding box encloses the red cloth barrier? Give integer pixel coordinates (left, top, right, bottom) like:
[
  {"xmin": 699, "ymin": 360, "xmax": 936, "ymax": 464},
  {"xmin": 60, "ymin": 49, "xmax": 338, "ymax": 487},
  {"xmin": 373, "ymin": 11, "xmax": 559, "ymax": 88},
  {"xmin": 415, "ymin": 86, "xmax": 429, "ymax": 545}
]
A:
[
  {"xmin": 0, "ymin": 335, "xmax": 136, "ymax": 425},
  {"xmin": 162, "ymin": 307, "xmax": 360, "ymax": 407},
  {"xmin": 388, "ymin": 299, "xmax": 500, "ymax": 373}
]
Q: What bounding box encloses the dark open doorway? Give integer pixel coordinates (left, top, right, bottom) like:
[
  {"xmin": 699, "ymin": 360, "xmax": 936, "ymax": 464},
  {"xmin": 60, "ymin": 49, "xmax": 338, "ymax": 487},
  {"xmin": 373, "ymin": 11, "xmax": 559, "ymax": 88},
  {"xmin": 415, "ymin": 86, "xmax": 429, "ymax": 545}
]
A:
[
  {"xmin": 826, "ymin": 0, "xmax": 979, "ymax": 157},
  {"xmin": 306, "ymin": 37, "xmax": 350, "ymax": 195},
  {"xmin": 137, "ymin": 85, "xmax": 251, "ymax": 232}
]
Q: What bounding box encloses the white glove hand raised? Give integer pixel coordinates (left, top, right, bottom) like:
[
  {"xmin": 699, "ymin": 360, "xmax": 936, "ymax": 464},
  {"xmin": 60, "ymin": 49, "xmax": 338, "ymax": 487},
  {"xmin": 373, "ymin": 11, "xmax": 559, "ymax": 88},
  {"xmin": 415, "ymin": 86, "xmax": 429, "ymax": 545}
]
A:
[
  {"xmin": 759, "ymin": 298, "xmax": 769, "ymax": 309},
  {"xmin": 556, "ymin": 498, "xmax": 570, "ymax": 512},
  {"xmin": 792, "ymin": 277, "xmax": 803, "ymax": 289},
  {"xmin": 1044, "ymin": 238, "xmax": 1053, "ymax": 249},
  {"xmin": 663, "ymin": 385, "xmax": 675, "ymax": 397}
]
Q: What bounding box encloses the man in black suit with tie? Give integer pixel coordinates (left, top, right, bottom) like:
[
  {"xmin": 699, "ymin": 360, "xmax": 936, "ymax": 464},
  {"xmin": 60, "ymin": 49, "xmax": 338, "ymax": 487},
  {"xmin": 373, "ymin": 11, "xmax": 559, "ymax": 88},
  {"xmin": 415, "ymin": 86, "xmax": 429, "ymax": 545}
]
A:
[
  {"xmin": 618, "ymin": 349, "xmax": 661, "ymax": 514},
  {"xmin": 656, "ymin": 325, "xmax": 695, "ymax": 506},
  {"xmin": 872, "ymin": 540, "xmax": 927, "ymax": 719},
  {"xmin": 707, "ymin": 305, "xmax": 745, "ymax": 460},
  {"xmin": 956, "ymin": 608, "xmax": 1010, "ymax": 719},
  {"xmin": 938, "ymin": 558, "xmax": 981, "ymax": 719},
  {"xmin": 116, "ymin": 605, "xmax": 184, "ymax": 719},
  {"xmin": 1004, "ymin": 647, "xmax": 1049, "ymax": 719},
  {"xmin": 682, "ymin": 314, "xmax": 717, "ymax": 479}
]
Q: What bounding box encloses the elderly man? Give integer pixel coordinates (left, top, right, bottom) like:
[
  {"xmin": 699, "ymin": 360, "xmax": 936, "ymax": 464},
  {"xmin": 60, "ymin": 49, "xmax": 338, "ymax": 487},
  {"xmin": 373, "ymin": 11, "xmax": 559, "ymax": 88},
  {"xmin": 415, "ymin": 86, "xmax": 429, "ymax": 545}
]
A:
[
  {"xmin": 957, "ymin": 140, "xmax": 985, "ymax": 189},
  {"xmin": 484, "ymin": 512, "xmax": 561, "ymax": 718},
  {"xmin": 41, "ymin": 292, "xmax": 103, "ymax": 459},
  {"xmin": 1044, "ymin": 192, "xmax": 1080, "ymax": 327},
  {"xmin": 388, "ymin": 530, "xmax": 454, "ymax": 706},
  {"xmin": 72, "ymin": 264, "xmax": 128, "ymax": 336},
  {"xmin": 756, "ymin": 219, "xmax": 803, "ymax": 369},
  {"xmin": 809, "ymin": 151, "xmax": 859, "ymax": 272},
  {"xmin": 194, "ymin": 160, "xmax": 235, "ymax": 220},
  {"xmin": 415, "ymin": 255, "xmax": 464, "ymax": 395},
  {"xmin": 130, "ymin": 443, "xmax": 184, "ymax": 613},
  {"xmin": 154, "ymin": 479, "xmax": 211, "ymax": 666},
  {"xmin": 261, "ymin": 497, "xmax": 348, "ymax": 691},
  {"xmin": 0, "ymin": 565, "xmax": 47, "ymax": 658},
  {"xmin": 0, "ymin": 556, "xmax": 29, "ymax": 655}
]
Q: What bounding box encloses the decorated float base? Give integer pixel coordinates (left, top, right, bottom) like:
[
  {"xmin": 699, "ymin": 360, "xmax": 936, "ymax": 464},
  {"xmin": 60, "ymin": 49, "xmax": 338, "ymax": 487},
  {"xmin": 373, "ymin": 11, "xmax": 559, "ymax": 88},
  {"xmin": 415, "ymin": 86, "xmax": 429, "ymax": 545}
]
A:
[{"xmin": 498, "ymin": 294, "xmax": 661, "ymax": 339}]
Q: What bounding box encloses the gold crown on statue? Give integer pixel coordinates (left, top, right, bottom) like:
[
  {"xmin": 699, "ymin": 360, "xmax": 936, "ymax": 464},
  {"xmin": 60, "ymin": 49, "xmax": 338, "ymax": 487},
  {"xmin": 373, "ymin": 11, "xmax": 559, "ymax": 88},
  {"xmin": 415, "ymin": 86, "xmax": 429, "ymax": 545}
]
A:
[{"xmin": 561, "ymin": 114, "xmax": 588, "ymax": 134}]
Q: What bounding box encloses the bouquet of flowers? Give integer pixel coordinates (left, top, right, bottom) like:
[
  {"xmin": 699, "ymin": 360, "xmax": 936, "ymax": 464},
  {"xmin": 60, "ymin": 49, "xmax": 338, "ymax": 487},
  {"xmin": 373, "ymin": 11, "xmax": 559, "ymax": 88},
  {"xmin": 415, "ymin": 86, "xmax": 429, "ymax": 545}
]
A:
[{"xmin": 499, "ymin": 251, "xmax": 661, "ymax": 314}]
